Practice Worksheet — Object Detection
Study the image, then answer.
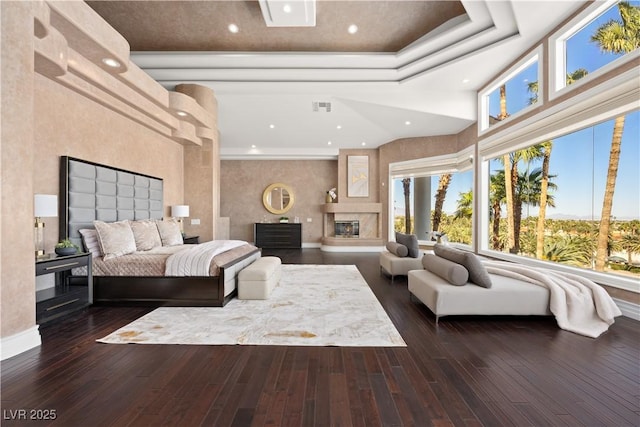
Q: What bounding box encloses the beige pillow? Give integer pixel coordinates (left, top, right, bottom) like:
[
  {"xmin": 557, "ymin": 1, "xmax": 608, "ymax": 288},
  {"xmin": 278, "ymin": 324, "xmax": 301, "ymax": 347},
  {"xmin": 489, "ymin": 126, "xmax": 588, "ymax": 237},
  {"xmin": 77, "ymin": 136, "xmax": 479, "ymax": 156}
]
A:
[
  {"xmin": 129, "ymin": 219, "xmax": 162, "ymax": 251},
  {"xmin": 156, "ymin": 218, "xmax": 184, "ymax": 246},
  {"xmin": 93, "ymin": 220, "xmax": 137, "ymax": 260}
]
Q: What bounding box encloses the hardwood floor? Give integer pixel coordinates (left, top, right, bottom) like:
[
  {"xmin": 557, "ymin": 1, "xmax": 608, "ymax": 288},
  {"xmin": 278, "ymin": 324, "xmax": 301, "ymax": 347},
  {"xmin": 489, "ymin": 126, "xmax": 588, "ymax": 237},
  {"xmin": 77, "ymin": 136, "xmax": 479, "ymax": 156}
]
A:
[{"xmin": 2, "ymin": 249, "xmax": 639, "ymax": 426}]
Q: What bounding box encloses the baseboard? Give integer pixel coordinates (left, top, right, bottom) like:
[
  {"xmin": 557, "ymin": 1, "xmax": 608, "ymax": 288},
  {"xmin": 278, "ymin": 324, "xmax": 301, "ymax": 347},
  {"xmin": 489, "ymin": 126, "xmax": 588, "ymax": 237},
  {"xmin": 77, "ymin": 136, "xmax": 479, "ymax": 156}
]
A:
[
  {"xmin": 1, "ymin": 325, "xmax": 41, "ymax": 361},
  {"xmin": 613, "ymin": 298, "xmax": 640, "ymax": 321},
  {"xmin": 302, "ymin": 243, "xmax": 321, "ymax": 248}
]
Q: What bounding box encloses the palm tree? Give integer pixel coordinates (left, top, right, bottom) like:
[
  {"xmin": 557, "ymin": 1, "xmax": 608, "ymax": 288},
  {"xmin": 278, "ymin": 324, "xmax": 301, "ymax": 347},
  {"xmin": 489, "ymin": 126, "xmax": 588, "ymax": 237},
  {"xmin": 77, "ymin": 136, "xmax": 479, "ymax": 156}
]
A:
[
  {"xmin": 432, "ymin": 173, "xmax": 452, "ymax": 232},
  {"xmin": 402, "ymin": 178, "xmax": 412, "ymax": 234},
  {"xmin": 620, "ymin": 233, "xmax": 640, "ymax": 264},
  {"xmin": 489, "ymin": 171, "xmax": 506, "ymax": 250},
  {"xmin": 591, "ymin": 1, "xmax": 640, "ymax": 271},
  {"xmin": 454, "ymin": 190, "xmax": 473, "ymax": 220},
  {"xmin": 496, "ymin": 85, "xmax": 515, "ymax": 252},
  {"xmin": 528, "ymin": 69, "xmax": 587, "ymax": 259}
]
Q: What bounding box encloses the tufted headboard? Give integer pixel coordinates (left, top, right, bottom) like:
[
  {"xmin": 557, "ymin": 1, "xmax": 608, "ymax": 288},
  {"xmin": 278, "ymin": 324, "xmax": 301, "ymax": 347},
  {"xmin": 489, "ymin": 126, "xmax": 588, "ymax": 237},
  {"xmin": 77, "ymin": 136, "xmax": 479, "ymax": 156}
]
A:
[{"xmin": 59, "ymin": 156, "xmax": 163, "ymax": 249}]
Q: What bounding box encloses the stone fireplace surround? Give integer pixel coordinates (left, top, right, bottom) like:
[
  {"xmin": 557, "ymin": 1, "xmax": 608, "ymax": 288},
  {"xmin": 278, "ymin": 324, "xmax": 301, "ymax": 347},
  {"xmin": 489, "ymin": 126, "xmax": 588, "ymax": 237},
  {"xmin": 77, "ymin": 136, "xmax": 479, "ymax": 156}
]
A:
[{"xmin": 322, "ymin": 203, "xmax": 383, "ymax": 249}]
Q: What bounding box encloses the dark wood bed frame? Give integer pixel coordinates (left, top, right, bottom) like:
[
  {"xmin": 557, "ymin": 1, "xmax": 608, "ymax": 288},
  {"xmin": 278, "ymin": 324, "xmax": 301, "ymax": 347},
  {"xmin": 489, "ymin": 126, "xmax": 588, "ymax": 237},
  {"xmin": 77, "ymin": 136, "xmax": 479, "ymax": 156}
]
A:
[{"xmin": 60, "ymin": 156, "xmax": 260, "ymax": 307}]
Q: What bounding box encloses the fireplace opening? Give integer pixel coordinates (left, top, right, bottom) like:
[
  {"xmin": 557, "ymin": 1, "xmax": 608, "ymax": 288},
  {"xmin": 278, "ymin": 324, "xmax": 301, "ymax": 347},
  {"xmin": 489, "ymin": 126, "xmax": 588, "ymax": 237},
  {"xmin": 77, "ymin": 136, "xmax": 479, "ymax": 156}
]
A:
[{"xmin": 335, "ymin": 220, "xmax": 359, "ymax": 238}]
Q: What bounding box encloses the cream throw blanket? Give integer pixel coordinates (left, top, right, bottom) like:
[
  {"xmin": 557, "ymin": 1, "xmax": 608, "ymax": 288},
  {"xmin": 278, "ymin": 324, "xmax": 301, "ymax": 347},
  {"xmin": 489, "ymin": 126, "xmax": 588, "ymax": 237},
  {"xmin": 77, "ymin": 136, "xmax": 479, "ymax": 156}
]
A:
[
  {"xmin": 483, "ymin": 261, "xmax": 622, "ymax": 338},
  {"xmin": 165, "ymin": 240, "xmax": 246, "ymax": 277}
]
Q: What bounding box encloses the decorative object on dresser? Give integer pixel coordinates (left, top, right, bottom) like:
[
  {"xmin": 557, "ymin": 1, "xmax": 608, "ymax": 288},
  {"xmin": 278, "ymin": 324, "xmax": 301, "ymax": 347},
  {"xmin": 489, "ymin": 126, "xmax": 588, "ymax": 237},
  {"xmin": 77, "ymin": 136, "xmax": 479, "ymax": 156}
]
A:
[
  {"xmin": 255, "ymin": 222, "xmax": 302, "ymax": 248},
  {"xmin": 34, "ymin": 194, "xmax": 58, "ymax": 257},
  {"xmin": 36, "ymin": 252, "xmax": 92, "ymax": 324},
  {"xmin": 326, "ymin": 187, "xmax": 337, "ymax": 203}
]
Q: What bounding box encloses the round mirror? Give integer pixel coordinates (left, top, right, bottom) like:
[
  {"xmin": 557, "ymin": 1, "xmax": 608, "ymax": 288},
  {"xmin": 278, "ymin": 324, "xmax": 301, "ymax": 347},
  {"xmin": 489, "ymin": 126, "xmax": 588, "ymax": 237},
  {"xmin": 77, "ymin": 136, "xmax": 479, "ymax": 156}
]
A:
[{"xmin": 262, "ymin": 183, "xmax": 295, "ymax": 215}]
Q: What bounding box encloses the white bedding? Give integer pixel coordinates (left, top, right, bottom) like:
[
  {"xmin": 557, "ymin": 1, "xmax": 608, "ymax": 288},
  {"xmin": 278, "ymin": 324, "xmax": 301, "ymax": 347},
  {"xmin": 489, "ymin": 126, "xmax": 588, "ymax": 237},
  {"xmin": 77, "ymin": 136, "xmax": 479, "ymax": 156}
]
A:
[
  {"xmin": 484, "ymin": 261, "xmax": 622, "ymax": 338},
  {"xmin": 165, "ymin": 240, "xmax": 247, "ymax": 277}
]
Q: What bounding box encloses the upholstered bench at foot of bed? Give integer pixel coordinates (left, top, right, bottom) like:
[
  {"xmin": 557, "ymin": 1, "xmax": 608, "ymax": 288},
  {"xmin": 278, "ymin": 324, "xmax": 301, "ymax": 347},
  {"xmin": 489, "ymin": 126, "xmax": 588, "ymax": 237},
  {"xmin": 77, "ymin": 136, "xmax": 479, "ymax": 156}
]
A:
[
  {"xmin": 238, "ymin": 256, "xmax": 282, "ymax": 300},
  {"xmin": 379, "ymin": 251, "xmax": 423, "ymax": 283}
]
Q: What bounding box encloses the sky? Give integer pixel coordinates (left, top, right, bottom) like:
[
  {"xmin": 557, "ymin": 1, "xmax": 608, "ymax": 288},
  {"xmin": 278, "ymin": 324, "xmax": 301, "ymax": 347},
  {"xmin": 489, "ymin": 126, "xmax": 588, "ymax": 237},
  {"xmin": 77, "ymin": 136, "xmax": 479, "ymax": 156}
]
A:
[{"xmin": 394, "ymin": 2, "xmax": 640, "ymax": 221}]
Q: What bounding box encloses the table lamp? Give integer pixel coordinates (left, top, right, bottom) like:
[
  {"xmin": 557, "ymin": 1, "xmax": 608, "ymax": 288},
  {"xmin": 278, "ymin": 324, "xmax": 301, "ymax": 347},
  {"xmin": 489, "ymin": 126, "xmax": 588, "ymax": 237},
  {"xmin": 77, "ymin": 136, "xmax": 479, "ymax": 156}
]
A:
[
  {"xmin": 171, "ymin": 205, "xmax": 189, "ymax": 236},
  {"xmin": 34, "ymin": 194, "xmax": 58, "ymax": 257}
]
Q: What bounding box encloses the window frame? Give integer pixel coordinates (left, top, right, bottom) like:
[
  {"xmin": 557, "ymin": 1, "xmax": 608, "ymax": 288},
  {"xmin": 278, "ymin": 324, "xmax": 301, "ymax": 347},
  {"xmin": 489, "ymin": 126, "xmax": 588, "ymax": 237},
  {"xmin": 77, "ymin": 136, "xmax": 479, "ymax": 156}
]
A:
[
  {"xmin": 477, "ymin": 46, "xmax": 544, "ymax": 135},
  {"xmin": 549, "ymin": 0, "xmax": 640, "ymax": 101}
]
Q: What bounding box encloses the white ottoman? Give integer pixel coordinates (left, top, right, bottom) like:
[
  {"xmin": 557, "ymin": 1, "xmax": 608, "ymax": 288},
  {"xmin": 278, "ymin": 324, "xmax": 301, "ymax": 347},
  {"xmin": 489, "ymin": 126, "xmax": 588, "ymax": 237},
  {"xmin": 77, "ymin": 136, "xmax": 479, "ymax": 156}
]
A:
[{"xmin": 238, "ymin": 256, "xmax": 282, "ymax": 300}]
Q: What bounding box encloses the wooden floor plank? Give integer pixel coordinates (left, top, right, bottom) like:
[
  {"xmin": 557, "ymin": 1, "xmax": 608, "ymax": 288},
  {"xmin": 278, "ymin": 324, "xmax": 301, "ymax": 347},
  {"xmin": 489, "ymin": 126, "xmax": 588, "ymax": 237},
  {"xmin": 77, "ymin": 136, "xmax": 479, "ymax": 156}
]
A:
[{"xmin": 1, "ymin": 249, "xmax": 638, "ymax": 427}]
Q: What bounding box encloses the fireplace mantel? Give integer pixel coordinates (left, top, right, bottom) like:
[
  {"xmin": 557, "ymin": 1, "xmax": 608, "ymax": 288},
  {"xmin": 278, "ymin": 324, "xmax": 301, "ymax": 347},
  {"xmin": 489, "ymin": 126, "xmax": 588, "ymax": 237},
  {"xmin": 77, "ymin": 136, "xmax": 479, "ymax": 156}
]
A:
[{"xmin": 323, "ymin": 202, "xmax": 382, "ymax": 213}]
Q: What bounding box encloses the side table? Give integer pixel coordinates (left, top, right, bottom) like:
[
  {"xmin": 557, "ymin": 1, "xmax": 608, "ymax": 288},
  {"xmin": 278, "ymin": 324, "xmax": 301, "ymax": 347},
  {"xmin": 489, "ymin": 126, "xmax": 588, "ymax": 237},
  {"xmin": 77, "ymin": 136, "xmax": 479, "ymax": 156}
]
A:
[{"xmin": 35, "ymin": 252, "xmax": 92, "ymax": 324}]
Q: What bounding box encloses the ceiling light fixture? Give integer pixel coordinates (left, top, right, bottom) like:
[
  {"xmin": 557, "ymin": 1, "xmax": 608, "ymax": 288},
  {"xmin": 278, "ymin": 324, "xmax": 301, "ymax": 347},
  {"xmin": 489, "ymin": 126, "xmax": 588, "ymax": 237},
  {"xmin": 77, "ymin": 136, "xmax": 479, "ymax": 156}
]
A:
[
  {"xmin": 283, "ymin": 3, "xmax": 292, "ymax": 13},
  {"xmin": 348, "ymin": 24, "xmax": 358, "ymax": 34},
  {"xmin": 101, "ymin": 58, "xmax": 120, "ymax": 68},
  {"xmin": 405, "ymin": 121, "xmax": 411, "ymax": 125},
  {"xmin": 228, "ymin": 23, "xmax": 239, "ymax": 33},
  {"xmin": 361, "ymin": 142, "xmax": 366, "ymax": 146},
  {"xmin": 176, "ymin": 111, "xmax": 188, "ymax": 117},
  {"xmin": 336, "ymin": 125, "xmax": 342, "ymax": 129},
  {"xmin": 269, "ymin": 124, "xmax": 275, "ymax": 129},
  {"xmin": 462, "ymin": 78, "xmax": 470, "ymax": 84},
  {"xmin": 327, "ymin": 141, "xmax": 332, "ymax": 145},
  {"xmin": 251, "ymin": 144, "xmax": 257, "ymax": 148}
]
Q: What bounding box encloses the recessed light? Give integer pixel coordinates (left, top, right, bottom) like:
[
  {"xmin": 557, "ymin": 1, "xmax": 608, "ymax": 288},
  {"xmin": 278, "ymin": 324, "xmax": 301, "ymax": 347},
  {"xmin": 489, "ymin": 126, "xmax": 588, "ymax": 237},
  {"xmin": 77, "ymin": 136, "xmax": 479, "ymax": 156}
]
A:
[
  {"xmin": 348, "ymin": 24, "xmax": 358, "ymax": 34},
  {"xmin": 102, "ymin": 58, "xmax": 120, "ymax": 68},
  {"xmin": 269, "ymin": 124, "xmax": 275, "ymax": 129},
  {"xmin": 283, "ymin": 4, "xmax": 292, "ymax": 13},
  {"xmin": 336, "ymin": 125, "xmax": 342, "ymax": 130},
  {"xmin": 462, "ymin": 78, "xmax": 470, "ymax": 84},
  {"xmin": 327, "ymin": 141, "xmax": 332, "ymax": 145},
  {"xmin": 405, "ymin": 121, "xmax": 411, "ymax": 125},
  {"xmin": 228, "ymin": 24, "xmax": 239, "ymax": 33},
  {"xmin": 176, "ymin": 111, "xmax": 188, "ymax": 117},
  {"xmin": 251, "ymin": 144, "xmax": 256, "ymax": 148},
  {"xmin": 361, "ymin": 142, "xmax": 366, "ymax": 146}
]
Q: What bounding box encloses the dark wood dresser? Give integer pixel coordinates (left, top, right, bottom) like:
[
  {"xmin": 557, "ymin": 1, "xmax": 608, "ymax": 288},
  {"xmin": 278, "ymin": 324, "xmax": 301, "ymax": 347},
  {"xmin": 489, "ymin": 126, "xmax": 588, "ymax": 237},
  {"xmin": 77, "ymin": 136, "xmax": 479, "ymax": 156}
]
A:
[{"xmin": 254, "ymin": 223, "xmax": 302, "ymax": 248}]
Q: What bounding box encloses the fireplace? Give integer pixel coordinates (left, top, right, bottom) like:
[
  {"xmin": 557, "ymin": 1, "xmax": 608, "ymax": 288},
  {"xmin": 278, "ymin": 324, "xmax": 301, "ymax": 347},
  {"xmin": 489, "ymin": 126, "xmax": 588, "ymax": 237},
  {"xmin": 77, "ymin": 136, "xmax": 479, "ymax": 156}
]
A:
[{"xmin": 335, "ymin": 220, "xmax": 359, "ymax": 238}]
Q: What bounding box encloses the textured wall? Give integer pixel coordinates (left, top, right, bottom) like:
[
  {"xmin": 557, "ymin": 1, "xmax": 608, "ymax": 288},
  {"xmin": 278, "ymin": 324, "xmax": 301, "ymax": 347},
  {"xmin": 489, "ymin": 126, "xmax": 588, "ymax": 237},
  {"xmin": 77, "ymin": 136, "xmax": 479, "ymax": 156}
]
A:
[
  {"xmin": 220, "ymin": 160, "xmax": 337, "ymax": 243},
  {"xmin": 1, "ymin": 1, "xmax": 37, "ymax": 338},
  {"xmin": 33, "ymin": 75, "xmax": 184, "ymax": 252}
]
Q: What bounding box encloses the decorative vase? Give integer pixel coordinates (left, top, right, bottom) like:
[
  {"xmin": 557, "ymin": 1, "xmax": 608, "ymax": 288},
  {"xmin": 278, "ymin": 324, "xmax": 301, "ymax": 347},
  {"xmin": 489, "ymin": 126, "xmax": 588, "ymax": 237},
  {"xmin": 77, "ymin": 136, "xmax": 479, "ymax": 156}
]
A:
[
  {"xmin": 55, "ymin": 247, "xmax": 77, "ymax": 256},
  {"xmin": 326, "ymin": 193, "xmax": 333, "ymax": 203}
]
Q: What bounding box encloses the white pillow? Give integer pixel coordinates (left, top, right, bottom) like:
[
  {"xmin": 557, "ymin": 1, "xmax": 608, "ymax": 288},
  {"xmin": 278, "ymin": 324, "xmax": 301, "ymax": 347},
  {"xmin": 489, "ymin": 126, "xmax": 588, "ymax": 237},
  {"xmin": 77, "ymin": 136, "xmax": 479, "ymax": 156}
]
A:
[
  {"xmin": 79, "ymin": 228, "xmax": 102, "ymax": 258},
  {"xmin": 156, "ymin": 218, "xmax": 184, "ymax": 246},
  {"xmin": 93, "ymin": 220, "xmax": 137, "ymax": 260},
  {"xmin": 129, "ymin": 219, "xmax": 162, "ymax": 251}
]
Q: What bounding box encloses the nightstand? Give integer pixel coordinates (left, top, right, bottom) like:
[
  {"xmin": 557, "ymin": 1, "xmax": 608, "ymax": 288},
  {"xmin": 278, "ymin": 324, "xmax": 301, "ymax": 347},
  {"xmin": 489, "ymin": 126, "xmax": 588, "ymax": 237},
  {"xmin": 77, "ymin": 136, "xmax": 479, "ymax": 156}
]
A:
[
  {"xmin": 183, "ymin": 235, "xmax": 199, "ymax": 244},
  {"xmin": 35, "ymin": 252, "xmax": 92, "ymax": 324}
]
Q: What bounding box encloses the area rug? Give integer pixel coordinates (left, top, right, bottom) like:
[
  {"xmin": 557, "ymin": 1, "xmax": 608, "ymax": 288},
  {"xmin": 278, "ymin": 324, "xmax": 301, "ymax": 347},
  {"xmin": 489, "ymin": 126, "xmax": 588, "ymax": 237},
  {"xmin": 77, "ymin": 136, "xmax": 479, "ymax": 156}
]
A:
[{"xmin": 97, "ymin": 264, "xmax": 406, "ymax": 347}]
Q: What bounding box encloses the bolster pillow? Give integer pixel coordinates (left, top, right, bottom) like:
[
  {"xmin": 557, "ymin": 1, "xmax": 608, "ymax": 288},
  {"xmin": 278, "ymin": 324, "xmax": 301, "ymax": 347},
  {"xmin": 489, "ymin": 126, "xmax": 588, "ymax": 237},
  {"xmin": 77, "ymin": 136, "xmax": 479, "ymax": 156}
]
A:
[
  {"xmin": 422, "ymin": 254, "xmax": 469, "ymax": 286},
  {"xmin": 433, "ymin": 243, "xmax": 493, "ymax": 288},
  {"xmin": 386, "ymin": 241, "xmax": 408, "ymax": 257}
]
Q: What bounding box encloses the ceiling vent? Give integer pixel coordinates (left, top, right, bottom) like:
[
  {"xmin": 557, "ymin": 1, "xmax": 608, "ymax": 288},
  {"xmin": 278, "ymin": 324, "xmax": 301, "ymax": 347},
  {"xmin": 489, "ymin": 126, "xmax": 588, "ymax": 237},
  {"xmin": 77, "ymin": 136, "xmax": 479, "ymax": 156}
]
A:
[
  {"xmin": 312, "ymin": 101, "xmax": 332, "ymax": 112},
  {"xmin": 259, "ymin": 0, "xmax": 316, "ymax": 27}
]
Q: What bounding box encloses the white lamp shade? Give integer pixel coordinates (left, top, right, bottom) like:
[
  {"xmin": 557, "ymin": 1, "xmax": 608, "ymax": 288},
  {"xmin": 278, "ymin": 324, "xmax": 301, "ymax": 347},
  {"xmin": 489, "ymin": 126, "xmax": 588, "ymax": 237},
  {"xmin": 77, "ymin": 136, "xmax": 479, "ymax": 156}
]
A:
[
  {"xmin": 171, "ymin": 205, "xmax": 189, "ymax": 218},
  {"xmin": 34, "ymin": 194, "xmax": 58, "ymax": 217}
]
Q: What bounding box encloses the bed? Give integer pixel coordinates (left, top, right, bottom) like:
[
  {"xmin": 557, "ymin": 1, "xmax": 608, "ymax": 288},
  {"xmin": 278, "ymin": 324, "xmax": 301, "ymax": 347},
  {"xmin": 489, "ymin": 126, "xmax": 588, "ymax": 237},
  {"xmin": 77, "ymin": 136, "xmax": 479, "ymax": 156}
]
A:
[{"xmin": 59, "ymin": 156, "xmax": 261, "ymax": 307}]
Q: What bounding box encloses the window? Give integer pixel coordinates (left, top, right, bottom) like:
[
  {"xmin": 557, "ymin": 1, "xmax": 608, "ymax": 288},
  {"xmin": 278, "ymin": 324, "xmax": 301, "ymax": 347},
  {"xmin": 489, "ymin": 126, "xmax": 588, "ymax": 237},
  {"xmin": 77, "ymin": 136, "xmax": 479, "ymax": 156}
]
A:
[
  {"xmin": 391, "ymin": 169, "xmax": 473, "ymax": 245},
  {"xmin": 484, "ymin": 110, "xmax": 639, "ymax": 280},
  {"xmin": 478, "ymin": 48, "xmax": 542, "ymax": 134},
  {"xmin": 550, "ymin": 0, "xmax": 640, "ymax": 99}
]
